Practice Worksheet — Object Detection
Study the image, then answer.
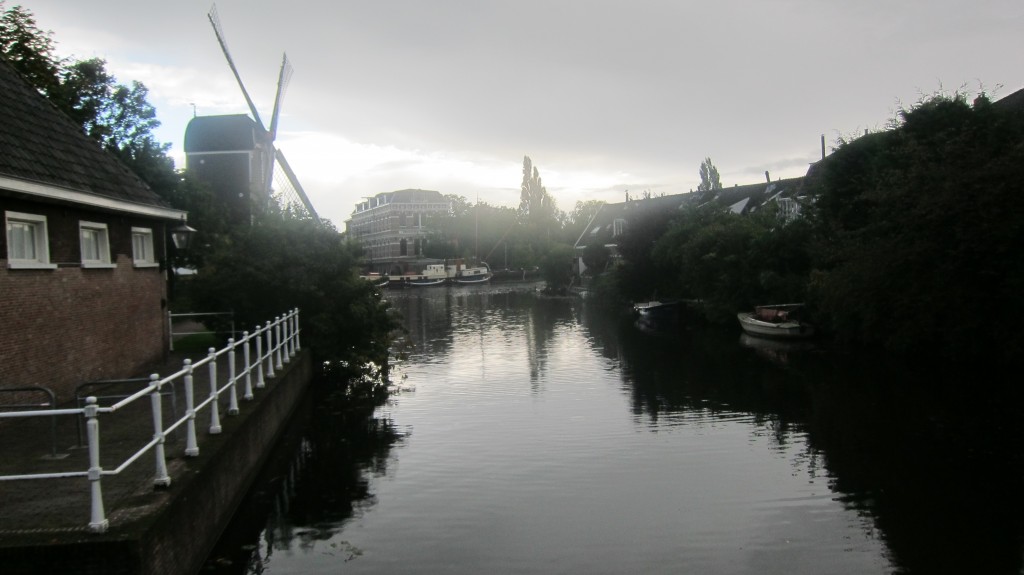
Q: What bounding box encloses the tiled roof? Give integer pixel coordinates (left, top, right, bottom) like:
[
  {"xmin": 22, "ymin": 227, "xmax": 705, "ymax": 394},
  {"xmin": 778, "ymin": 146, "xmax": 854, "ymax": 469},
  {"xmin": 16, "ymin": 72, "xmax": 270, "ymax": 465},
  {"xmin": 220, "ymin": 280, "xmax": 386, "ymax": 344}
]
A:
[
  {"xmin": 574, "ymin": 177, "xmax": 806, "ymax": 249},
  {"xmin": 0, "ymin": 57, "xmax": 170, "ymax": 209}
]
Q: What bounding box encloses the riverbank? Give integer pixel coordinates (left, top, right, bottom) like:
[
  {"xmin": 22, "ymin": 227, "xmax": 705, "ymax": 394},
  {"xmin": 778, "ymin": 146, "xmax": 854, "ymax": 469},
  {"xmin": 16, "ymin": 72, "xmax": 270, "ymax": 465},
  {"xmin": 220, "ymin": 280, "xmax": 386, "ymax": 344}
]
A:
[{"xmin": 0, "ymin": 348, "xmax": 313, "ymax": 575}]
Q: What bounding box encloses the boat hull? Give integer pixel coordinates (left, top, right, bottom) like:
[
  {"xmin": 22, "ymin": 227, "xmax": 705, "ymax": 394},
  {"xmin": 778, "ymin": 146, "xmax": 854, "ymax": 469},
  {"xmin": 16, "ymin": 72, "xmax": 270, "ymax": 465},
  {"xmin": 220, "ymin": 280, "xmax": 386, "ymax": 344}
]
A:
[
  {"xmin": 407, "ymin": 278, "xmax": 447, "ymax": 287},
  {"xmin": 453, "ymin": 275, "xmax": 492, "ymax": 284},
  {"xmin": 736, "ymin": 312, "xmax": 814, "ymax": 339}
]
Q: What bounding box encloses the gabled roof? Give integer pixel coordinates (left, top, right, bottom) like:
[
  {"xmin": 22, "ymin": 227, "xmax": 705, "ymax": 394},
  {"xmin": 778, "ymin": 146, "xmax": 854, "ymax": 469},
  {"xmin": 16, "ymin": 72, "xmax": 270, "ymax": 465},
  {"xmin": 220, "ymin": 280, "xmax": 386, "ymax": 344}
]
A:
[
  {"xmin": 573, "ymin": 177, "xmax": 806, "ymax": 250},
  {"xmin": 696, "ymin": 176, "xmax": 805, "ymax": 215},
  {"xmin": 0, "ymin": 57, "xmax": 181, "ymax": 219},
  {"xmin": 574, "ymin": 192, "xmax": 691, "ymax": 249}
]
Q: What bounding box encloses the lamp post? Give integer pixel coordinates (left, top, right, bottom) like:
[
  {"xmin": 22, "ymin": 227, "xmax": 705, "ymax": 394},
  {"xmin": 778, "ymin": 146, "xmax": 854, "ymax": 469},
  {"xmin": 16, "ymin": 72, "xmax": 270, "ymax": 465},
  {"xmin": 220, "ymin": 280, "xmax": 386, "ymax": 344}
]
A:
[
  {"xmin": 171, "ymin": 220, "xmax": 197, "ymax": 252},
  {"xmin": 168, "ymin": 219, "xmax": 197, "ymax": 306}
]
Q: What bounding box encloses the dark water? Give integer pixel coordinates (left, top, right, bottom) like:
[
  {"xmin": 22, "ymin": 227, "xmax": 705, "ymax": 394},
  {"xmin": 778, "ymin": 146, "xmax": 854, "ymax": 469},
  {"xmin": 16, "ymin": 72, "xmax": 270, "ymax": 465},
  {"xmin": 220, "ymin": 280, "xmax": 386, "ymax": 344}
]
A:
[{"xmin": 203, "ymin": 285, "xmax": 1024, "ymax": 574}]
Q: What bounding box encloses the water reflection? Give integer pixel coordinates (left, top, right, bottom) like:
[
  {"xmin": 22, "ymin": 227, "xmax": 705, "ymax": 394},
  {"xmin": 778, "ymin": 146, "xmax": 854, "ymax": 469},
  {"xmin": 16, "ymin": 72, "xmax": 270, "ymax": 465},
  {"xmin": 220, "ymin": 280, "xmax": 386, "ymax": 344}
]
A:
[
  {"xmin": 585, "ymin": 307, "xmax": 1024, "ymax": 574},
  {"xmin": 202, "ymin": 392, "xmax": 404, "ymax": 574},
  {"xmin": 205, "ymin": 287, "xmax": 1024, "ymax": 574}
]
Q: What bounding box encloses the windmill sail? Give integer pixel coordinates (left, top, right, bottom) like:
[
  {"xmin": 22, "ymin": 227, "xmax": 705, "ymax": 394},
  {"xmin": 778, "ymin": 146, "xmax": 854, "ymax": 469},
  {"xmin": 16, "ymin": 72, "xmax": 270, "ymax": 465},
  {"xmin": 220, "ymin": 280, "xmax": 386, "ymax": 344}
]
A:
[
  {"xmin": 269, "ymin": 54, "xmax": 292, "ymax": 141},
  {"xmin": 208, "ymin": 5, "xmax": 265, "ymax": 132},
  {"xmin": 206, "ymin": 4, "xmax": 319, "ymax": 223}
]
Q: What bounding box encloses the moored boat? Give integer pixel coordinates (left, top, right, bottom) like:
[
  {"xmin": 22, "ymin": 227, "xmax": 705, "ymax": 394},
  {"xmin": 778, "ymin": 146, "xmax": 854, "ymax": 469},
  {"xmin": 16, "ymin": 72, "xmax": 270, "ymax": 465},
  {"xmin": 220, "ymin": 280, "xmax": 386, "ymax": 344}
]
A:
[
  {"xmin": 737, "ymin": 304, "xmax": 814, "ymax": 339},
  {"xmin": 397, "ymin": 264, "xmax": 450, "ymax": 287},
  {"xmin": 391, "ymin": 260, "xmax": 492, "ymax": 286},
  {"xmin": 633, "ymin": 300, "xmax": 679, "ymax": 320},
  {"xmin": 453, "ymin": 262, "xmax": 492, "ymax": 284},
  {"xmin": 359, "ymin": 273, "xmax": 389, "ymax": 288}
]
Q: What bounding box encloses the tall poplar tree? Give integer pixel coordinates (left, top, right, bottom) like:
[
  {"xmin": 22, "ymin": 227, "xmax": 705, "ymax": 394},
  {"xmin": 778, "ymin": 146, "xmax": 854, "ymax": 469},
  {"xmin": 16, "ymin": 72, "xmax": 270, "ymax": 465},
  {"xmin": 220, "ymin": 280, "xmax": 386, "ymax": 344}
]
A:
[
  {"xmin": 519, "ymin": 155, "xmax": 559, "ymax": 238},
  {"xmin": 697, "ymin": 157, "xmax": 723, "ymax": 192}
]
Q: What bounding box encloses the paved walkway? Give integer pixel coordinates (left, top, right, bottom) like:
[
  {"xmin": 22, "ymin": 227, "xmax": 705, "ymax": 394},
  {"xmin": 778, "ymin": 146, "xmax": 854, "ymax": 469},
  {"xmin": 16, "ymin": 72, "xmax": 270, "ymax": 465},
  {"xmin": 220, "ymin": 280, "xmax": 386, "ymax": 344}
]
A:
[{"xmin": 0, "ymin": 348, "xmax": 259, "ymax": 542}]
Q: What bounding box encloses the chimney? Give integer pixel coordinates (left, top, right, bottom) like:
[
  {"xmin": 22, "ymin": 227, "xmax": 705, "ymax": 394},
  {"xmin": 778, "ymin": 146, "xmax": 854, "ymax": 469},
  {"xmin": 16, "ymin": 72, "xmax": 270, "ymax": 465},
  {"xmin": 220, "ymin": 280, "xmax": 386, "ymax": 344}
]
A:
[
  {"xmin": 765, "ymin": 170, "xmax": 771, "ymax": 183},
  {"xmin": 820, "ymin": 134, "xmax": 826, "ymax": 160}
]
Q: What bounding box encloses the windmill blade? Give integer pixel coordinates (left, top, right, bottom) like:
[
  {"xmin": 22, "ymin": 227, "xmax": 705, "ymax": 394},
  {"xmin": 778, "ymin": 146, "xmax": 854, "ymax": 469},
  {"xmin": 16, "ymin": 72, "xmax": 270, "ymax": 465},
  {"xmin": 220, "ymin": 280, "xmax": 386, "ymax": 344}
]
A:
[
  {"xmin": 275, "ymin": 148, "xmax": 320, "ymax": 223},
  {"xmin": 208, "ymin": 4, "xmax": 267, "ymax": 132},
  {"xmin": 268, "ymin": 53, "xmax": 293, "ymax": 141}
]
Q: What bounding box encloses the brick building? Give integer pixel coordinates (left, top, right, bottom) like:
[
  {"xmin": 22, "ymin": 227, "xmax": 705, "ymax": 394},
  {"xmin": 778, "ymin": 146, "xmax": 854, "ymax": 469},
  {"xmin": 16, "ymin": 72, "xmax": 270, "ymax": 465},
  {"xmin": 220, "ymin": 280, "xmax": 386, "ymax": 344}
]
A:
[
  {"xmin": 0, "ymin": 58, "xmax": 187, "ymax": 401},
  {"xmin": 345, "ymin": 189, "xmax": 450, "ymax": 274}
]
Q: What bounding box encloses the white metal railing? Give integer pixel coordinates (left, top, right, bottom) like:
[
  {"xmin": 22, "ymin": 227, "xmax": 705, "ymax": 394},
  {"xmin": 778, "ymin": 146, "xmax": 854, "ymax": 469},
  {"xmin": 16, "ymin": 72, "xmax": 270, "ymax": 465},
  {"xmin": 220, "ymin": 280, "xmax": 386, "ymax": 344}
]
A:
[{"xmin": 0, "ymin": 308, "xmax": 301, "ymax": 533}]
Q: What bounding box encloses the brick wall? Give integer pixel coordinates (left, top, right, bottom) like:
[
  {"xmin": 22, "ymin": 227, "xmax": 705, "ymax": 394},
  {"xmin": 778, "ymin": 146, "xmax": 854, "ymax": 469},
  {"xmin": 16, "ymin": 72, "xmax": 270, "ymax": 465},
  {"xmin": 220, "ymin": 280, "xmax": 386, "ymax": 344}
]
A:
[{"xmin": 1, "ymin": 201, "xmax": 170, "ymax": 402}]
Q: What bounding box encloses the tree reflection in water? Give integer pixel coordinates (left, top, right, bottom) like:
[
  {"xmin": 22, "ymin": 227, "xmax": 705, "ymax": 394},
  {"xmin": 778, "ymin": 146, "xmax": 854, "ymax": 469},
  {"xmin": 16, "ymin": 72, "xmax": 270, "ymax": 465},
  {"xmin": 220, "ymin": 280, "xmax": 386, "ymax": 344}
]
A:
[
  {"xmin": 201, "ymin": 387, "xmax": 405, "ymax": 574},
  {"xmin": 582, "ymin": 307, "xmax": 1024, "ymax": 575}
]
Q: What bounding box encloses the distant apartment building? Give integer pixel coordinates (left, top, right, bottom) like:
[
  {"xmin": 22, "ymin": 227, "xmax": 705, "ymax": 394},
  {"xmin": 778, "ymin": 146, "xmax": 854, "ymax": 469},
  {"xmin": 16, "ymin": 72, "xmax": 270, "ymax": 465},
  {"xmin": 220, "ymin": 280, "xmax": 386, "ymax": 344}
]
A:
[{"xmin": 345, "ymin": 189, "xmax": 450, "ymax": 273}]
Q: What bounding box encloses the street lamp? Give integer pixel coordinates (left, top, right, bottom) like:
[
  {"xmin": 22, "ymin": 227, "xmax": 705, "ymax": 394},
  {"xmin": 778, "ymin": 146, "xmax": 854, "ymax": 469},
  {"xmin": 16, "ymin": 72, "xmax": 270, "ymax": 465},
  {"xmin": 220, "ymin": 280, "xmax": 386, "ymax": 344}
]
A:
[
  {"xmin": 171, "ymin": 220, "xmax": 197, "ymax": 251},
  {"xmin": 167, "ymin": 219, "xmax": 197, "ymax": 308}
]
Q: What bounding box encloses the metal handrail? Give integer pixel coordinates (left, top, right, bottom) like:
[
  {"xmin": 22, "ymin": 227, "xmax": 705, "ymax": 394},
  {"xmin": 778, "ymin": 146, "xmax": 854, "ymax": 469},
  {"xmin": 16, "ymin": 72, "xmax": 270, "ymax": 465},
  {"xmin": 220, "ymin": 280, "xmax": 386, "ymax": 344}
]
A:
[
  {"xmin": 0, "ymin": 386, "xmax": 60, "ymax": 459},
  {"xmin": 0, "ymin": 308, "xmax": 301, "ymax": 534}
]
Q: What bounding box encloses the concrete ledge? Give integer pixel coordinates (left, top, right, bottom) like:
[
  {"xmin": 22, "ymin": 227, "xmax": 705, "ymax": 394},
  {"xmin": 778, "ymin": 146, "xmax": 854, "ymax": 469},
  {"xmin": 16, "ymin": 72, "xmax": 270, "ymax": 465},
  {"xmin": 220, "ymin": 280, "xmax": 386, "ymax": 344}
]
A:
[{"xmin": 0, "ymin": 350, "xmax": 314, "ymax": 575}]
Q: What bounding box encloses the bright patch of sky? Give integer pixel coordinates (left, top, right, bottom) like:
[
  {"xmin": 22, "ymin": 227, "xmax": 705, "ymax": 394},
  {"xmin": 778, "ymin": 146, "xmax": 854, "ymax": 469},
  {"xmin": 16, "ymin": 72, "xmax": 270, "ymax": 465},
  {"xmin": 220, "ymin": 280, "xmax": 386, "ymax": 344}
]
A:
[{"xmin": 23, "ymin": 0, "xmax": 1024, "ymax": 227}]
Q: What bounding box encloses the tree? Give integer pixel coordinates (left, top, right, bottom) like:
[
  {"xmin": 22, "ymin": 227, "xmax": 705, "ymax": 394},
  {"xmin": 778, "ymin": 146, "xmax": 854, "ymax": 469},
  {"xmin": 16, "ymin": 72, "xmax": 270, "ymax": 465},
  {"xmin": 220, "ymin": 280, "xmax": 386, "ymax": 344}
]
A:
[
  {"xmin": 0, "ymin": 2, "xmax": 61, "ymax": 96},
  {"xmin": 2, "ymin": 5, "xmax": 176, "ymax": 198},
  {"xmin": 697, "ymin": 157, "xmax": 722, "ymax": 192},
  {"xmin": 564, "ymin": 199, "xmax": 604, "ymax": 242},
  {"xmin": 804, "ymin": 90, "xmax": 1024, "ymax": 361},
  {"xmin": 188, "ymin": 206, "xmax": 400, "ymax": 381},
  {"xmin": 519, "ymin": 155, "xmax": 559, "ymax": 236},
  {"xmin": 54, "ymin": 58, "xmax": 176, "ymax": 197}
]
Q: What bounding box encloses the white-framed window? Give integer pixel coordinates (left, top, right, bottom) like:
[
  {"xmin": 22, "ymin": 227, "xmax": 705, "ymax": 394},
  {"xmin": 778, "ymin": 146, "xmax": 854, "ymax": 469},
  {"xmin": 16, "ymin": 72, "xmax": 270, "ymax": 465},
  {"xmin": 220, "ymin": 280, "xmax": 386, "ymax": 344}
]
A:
[
  {"xmin": 131, "ymin": 227, "xmax": 157, "ymax": 267},
  {"xmin": 79, "ymin": 221, "xmax": 114, "ymax": 268},
  {"xmin": 613, "ymin": 218, "xmax": 627, "ymax": 238},
  {"xmin": 5, "ymin": 211, "xmax": 56, "ymax": 269}
]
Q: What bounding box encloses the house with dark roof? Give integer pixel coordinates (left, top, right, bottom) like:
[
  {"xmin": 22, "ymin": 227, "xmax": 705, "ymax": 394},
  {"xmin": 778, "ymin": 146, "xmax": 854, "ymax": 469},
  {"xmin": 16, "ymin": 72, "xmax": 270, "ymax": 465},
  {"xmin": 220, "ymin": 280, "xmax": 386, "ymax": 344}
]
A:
[
  {"xmin": 573, "ymin": 177, "xmax": 806, "ymax": 277},
  {"xmin": 0, "ymin": 58, "xmax": 187, "ymax": 401}
]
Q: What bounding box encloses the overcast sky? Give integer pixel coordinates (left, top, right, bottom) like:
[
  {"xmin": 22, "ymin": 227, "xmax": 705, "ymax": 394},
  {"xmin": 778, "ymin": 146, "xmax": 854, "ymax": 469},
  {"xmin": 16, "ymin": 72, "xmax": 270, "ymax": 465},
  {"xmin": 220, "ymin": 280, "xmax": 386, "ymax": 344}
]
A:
[{"xmin": 24, "ymin": 0, "xmax": 1024, "ymax": 226}]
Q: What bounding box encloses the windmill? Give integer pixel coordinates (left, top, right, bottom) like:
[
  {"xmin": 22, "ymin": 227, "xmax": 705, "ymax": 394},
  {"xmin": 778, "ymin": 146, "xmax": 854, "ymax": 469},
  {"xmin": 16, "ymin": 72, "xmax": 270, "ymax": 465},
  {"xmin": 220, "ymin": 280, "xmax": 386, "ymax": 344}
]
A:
[{"xmin": 206, "ymin": 4, "xmax": 319, "ymax": 222}]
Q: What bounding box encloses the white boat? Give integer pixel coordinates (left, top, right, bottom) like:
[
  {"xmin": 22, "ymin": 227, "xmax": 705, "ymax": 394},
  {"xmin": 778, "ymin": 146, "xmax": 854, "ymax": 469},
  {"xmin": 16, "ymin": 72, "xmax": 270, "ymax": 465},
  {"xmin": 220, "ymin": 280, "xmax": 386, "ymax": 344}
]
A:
[
  {"xmin": 393, "ymin": 261, "xmax": 492, "ymax": 287},
  {"xmin": 737, "ymin": 304, "xmax": 814, "ymax": 339},
  {"xmin": 452, "ymin": 262, "xmax": 492, "ymax": 284},
  {"xmin": 633, "ymin": 300, "xmax": 678, "ymax": 318},
  {"xmin": 359, "ymin": 273, "xmax": 389, "ymax": 288},
  {"xmin": 397, "ymin": 264, "xmax": 450, "ymax": 287}
]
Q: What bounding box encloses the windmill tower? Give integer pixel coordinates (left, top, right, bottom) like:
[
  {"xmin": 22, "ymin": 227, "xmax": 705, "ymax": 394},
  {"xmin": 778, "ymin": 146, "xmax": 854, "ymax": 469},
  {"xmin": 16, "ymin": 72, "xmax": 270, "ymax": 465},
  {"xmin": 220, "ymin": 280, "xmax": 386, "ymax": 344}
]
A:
[{"xmin": 184, "ymin": 4, "xmax": 319, "ymax": 223}]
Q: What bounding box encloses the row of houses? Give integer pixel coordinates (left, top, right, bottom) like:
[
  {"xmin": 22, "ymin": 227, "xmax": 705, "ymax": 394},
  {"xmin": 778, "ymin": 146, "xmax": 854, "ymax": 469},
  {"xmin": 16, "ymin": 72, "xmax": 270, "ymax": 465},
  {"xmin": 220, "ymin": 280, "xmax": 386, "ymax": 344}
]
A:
[
  {"xmin": 1, "ymin": 58, "xmax": 187, "ymax": 401},
  {"xmin": 573, "ymin": 176, "xmax": 806, "ymax": 276}
]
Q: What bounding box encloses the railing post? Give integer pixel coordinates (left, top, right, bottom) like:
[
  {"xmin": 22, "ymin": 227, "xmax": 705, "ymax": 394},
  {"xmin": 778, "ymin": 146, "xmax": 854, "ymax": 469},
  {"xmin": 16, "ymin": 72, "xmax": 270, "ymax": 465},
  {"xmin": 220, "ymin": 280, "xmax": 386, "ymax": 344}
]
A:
[
  {"xmin": 287, "ymin": 309, "xmax": 296, "ymax": 358},
  {"xmin": 275, "ymin": 316, "xmax": 284, "ymax": 370},
  {"xmin": 282, "ymin": 312, "xmax": 292, "ymax": 363},
  {"xmin": 227, "ymin": 338, "xmax": 239, "ymax": 415},
  {"xmin": 84, "ymin": 396, "xmax": 108, "ymax": 533},
  {"xmin": 255, "ymin": 324, "xmax": 266, "ymax": 389},
  {"xmin": 242, "ymin": 331, "xmax": 254, "ymax": 400},
  {"xmin": 149, "ymin": 374, "xmax": 172, "ymax": 488},
  {"xmin": 208, "ymin": 347, "xmax": 222, "ymax": 434},
  {"xmin": 183, "ymin": 359, "xmax": 199, "ymax": 456},
  {"xmin": 265, "ymin": 320, "xmax": 276, "ymax": 379},
  {"xmin": 294, "ymin": 308, "xmax": 302, "ymax": 352}
]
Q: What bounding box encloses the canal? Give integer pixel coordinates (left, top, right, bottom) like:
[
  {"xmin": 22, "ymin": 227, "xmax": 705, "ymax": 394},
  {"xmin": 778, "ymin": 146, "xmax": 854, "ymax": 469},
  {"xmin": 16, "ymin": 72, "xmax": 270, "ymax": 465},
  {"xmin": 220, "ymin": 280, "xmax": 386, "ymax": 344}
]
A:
[{"xmin": 203, "ymin": 284, "xmax": 1024, "ymax": 574}]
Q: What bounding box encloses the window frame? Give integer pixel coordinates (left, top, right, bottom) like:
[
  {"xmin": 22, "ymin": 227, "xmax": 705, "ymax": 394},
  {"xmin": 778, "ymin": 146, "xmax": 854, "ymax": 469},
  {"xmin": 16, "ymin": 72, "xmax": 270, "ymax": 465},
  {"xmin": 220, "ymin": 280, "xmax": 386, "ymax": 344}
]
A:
[
  {"xmin": 131, "ymin": 226, "xmax": 158, "ymax": 268},
  {"xmin": 5, "ymin": 211, "xmax": 56, "ymax": 269},
  {"xmin": 79, "ymin": 220, "xmax": 115, "ymax": 268},
  {"xmin": 612, "ymin": 218, "xmax": 627, "ymax": 238}
]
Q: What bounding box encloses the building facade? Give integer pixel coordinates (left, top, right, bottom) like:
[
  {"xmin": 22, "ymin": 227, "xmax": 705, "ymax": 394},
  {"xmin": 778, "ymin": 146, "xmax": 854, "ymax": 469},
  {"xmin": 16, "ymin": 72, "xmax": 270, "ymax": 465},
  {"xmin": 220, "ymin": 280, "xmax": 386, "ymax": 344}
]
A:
[
  {"xmin": 345, "ymin": 189, "xmax": 450, "ymax": 274},
  {"xmin": 1, "ymin": 58, "xmax": 187, "ymax": 401}
]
